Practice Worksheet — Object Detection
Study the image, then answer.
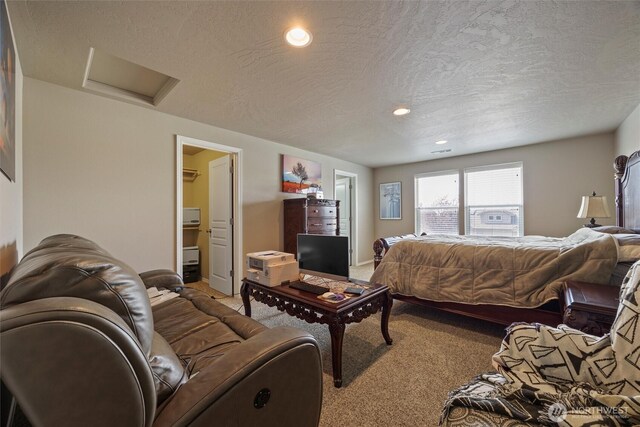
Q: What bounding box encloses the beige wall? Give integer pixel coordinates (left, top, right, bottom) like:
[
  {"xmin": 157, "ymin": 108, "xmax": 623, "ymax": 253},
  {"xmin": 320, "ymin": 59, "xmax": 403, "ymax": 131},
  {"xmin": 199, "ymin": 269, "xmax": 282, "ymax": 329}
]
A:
[
  {"xmin": 23, "ymin": 78, "xmax": 374, "ymax": 275},
  {"xmin": 0, "ymin": 11, "xmax": 23, "ymax": 282},
  {"xmin": 182, "ymin": 149, "xmax": 227, "ymax": 280},
  {"xmin": 374, "ymin": 134, "xmax": 616, "ymax": 239},
  {"xmin": 615, "ymin": 103, "xmax": 640, "ymax": 157}
]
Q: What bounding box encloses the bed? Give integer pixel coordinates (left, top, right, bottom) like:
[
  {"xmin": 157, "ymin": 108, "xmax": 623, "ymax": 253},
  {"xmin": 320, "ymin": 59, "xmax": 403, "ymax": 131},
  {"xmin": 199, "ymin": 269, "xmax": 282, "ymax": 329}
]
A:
[{"xmin": 370, "ymin": 150, "xmax": 640, "ymax": 326}]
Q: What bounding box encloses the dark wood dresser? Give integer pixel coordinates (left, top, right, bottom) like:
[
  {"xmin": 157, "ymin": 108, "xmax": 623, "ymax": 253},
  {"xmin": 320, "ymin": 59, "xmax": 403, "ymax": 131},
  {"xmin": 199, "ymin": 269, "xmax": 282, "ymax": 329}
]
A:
[{"xmin": 284, "ymin": 198, "xmax": 340, "ymax": 256}]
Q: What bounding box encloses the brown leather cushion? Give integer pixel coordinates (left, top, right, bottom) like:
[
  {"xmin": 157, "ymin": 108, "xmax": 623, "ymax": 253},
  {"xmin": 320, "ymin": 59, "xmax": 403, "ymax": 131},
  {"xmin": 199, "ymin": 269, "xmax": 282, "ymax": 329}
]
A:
[
  {"xmin": 0, "ymin": 234, "xmax": 155, "ymax": 355},
  {"xmin": 149, "ymin": 332, "xmax": 187, "ymax": 404},
  {"xmin": 152, "ymin": 288, "xmax": 267, "ymax": 374}
]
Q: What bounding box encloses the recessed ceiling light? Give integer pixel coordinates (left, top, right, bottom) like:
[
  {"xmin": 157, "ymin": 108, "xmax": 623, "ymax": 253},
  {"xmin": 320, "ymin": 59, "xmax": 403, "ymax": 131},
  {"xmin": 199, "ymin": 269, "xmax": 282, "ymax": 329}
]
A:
[
  {"xmin": 285, "ymin": 27, "xmax": 313, "ymax": 47},
  {"xmin": 435, "ymin": 140, "xmax": 448, "ymax": 145},
  {"xmin": 393, "ymin": 107, "xmax": 411, "ymax": 116}
]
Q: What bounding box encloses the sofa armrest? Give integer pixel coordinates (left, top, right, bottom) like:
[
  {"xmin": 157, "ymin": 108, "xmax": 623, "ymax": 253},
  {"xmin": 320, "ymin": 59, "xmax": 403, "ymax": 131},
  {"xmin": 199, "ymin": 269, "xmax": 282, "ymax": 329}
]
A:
[
  {"xmin": 154, "ymin": 326, "xmax": 323, "ymax": 427},
  {"xmin": 139, "ymin": 269, "xmax": 184, "ymax": 290},
  {"xmin": 1, "ymin": 297, "xmax": 157, "ymax": 427}
]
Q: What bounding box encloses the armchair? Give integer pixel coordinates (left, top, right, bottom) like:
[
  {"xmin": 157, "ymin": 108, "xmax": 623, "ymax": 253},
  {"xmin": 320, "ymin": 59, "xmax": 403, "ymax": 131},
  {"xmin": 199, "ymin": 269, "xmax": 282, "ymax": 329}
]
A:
[
  {"xmin": 1, "ymin": 234, "xmax": 323, "ymax": 427},
  {"xmin": 441, "ymin": 260, "xmax": 640, "ymax": 426}
]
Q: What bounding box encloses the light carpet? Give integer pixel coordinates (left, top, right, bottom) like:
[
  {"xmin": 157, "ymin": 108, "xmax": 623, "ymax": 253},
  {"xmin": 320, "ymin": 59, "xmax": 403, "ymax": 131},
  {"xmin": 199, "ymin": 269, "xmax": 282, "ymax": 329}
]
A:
[
  {"xmin": 219, "ymin": 294, "xmax": 506, "ymax": 427},
  {"xmin": 348, "ymin": 262, "xmax": 375, "ymax": 281}
]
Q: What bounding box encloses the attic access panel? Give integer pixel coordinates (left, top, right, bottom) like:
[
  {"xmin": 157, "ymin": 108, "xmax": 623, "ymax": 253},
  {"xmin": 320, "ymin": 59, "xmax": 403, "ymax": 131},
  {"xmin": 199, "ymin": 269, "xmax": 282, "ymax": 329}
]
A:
[{"xmin": 82, "ymin": 47, "xmax": 179, "ymax": 106}]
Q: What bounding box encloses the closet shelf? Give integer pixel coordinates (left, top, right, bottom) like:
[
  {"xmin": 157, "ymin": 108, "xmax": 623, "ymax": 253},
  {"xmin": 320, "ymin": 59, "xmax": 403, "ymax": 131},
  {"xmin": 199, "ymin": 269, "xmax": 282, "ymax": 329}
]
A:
[{"xmin": 183, "ymin": 168, "xmax": 201, "ymax": 182}]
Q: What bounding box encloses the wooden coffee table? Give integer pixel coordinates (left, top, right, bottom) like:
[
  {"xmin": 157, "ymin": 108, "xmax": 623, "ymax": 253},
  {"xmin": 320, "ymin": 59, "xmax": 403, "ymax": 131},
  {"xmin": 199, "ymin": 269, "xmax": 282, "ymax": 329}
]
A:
[{"xmin": 240, "ymin": 277, "xmax": 393, "ymax": 387}]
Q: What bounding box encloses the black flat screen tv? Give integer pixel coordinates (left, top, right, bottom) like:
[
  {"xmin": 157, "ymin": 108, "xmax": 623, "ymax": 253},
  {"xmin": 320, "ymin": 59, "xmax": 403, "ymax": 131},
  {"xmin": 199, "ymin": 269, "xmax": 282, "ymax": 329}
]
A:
[{"xmin": 297, "ymin": 234, "xmax": 349, "ymax": 280}]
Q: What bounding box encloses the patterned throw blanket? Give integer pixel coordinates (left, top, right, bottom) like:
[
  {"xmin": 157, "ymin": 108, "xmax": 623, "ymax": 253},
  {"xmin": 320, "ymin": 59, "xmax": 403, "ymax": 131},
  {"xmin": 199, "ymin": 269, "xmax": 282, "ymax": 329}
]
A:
[
  {"xmin": 370, "ymin": 228, "xmax": 618, "ymax": 308},
  {"xmin": 442, "ymin": 261, "xmax": 640, "ymax": 426}
]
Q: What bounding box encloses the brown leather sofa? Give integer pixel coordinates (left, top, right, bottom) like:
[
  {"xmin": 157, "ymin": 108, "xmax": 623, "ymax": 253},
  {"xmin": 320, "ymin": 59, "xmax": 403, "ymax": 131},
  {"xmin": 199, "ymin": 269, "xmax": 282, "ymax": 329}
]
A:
[{"xmin": 0, "ymin": 234, "xmax": 323, "ymax": 427}]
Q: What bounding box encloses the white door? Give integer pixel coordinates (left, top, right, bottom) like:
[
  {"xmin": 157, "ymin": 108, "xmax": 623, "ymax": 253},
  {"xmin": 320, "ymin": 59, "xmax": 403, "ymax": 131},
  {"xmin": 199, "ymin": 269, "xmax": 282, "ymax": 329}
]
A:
[
  {"xmin": 209, "ymin": 155, "xmax": 233, "ymax": 295},
  {"xmin": 335, "ymin": 177, "xmax": 352, "ymax": 265}
]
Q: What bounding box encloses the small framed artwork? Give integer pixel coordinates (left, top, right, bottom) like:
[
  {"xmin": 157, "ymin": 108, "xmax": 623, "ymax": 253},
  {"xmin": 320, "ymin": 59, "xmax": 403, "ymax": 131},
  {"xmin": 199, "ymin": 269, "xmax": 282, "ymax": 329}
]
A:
[
  {"xmin": 380, "ymin": 182, "xmax": 401, "ymax": 220},
  {"xmin": 282, "ymin": 154, "xmax": 322, "ymax": 195}
]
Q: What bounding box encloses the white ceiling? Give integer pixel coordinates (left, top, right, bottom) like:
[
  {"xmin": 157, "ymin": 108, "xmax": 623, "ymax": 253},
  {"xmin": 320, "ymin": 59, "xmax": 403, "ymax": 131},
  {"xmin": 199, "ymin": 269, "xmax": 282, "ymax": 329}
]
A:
[{"xmin": 8, "ymin": 1, "xmax": 640, "ymax": 168}]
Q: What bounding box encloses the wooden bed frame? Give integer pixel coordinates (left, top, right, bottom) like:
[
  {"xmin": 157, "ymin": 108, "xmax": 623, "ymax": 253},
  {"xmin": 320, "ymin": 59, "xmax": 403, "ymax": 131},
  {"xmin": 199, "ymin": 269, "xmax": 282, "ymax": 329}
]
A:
[{"xmin": 372, "ymin": 150, "xmax": 640, "ymax": 326}]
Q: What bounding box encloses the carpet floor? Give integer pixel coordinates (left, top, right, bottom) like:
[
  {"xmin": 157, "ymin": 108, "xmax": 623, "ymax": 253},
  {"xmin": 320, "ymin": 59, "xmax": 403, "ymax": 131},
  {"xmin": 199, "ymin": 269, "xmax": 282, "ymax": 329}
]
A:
[{"xmin": 219, "ymin": 294, "xmax": 506, "ymax": 427}]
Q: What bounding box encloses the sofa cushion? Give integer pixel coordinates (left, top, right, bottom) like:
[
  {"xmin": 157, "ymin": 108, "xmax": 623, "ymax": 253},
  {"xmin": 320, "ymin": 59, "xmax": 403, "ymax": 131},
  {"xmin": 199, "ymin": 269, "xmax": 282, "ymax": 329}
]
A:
[
  {"xmin": 149, "ymin": 331, "xmax": 187, "ymax": 404},
  {"xmin": 152, "ymin": 288, "xmax": 267, "ymax": 374},
  {"xmin": 0, "ymin": 234, "xmax": 155, "ymax": 355},
  {"xmin": 179, "ymin": 288, "xmax": 267, "ymax": 339}
]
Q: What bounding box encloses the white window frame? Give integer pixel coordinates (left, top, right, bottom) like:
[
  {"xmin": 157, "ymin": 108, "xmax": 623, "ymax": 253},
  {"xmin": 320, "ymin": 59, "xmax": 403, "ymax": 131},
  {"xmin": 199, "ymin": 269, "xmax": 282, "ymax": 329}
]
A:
[
  {"xmin": 463, "ymin": 162, "xmax": 524, "ymax": 237},
  {"xmin": 414, "ymin": 170, "xmax": 461, "ymax": 235}
]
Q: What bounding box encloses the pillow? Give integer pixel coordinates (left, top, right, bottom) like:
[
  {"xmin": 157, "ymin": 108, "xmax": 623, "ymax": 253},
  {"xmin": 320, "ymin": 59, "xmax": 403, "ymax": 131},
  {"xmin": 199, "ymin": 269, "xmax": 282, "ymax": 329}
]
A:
[
  {"xmin": 592, "ymin": 225, "xmax": 637, "ymax": 234},
  {"xmin": 613, "ymin": 233, "xmax": 640, "ymax": 262}
]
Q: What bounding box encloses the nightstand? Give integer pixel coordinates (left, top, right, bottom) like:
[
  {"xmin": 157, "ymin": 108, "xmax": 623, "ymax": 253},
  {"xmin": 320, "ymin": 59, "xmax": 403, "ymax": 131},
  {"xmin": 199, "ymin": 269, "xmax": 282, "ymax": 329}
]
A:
[{"xmin": 563, "ymin": 281, "xmax": 619, "ymax": 335}]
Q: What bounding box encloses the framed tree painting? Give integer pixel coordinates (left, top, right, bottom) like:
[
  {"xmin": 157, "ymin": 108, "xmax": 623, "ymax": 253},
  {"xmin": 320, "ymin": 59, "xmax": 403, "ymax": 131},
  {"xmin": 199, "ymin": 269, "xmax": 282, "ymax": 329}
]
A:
[
  {"xmin": 282, "ymin": 155, "xmax": 322, "ymax": 195},
  {"xmin": 380, "ymin": 182, "xmax": 401, "ymax": 220},
  {"xmin": 0, "ymin": 0, "xmax": 15, "ymax": 182}
]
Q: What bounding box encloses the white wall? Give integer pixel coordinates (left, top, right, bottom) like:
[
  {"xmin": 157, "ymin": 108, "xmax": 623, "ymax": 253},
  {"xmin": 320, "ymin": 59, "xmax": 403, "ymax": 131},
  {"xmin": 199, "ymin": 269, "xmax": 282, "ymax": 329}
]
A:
[
  {"xmin": 0, "ymin": 9, "xmax": 23, "ymax": 282},
  {"xmin": 374, "ymin": 134, "xmax": 616, "ymax": 239},
  {"xmin": 615, "ymin": 103, "xmax": 640, "ymax": 157},
  {"xmin": 23, "ymin": 78, "xmax": 374, "ymax": 273}
]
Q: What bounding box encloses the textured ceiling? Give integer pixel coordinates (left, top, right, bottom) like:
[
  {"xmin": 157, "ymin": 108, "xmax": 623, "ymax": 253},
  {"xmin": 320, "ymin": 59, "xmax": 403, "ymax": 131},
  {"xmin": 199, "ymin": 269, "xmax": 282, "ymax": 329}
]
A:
[{"xmin": 8, "ymin": 1, "xmax": 640, "ymax": 167}]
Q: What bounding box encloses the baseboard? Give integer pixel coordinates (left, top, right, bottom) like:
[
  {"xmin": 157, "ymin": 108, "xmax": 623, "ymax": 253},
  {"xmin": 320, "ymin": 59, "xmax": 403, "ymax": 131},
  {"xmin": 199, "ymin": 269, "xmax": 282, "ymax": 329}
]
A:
[
  {"xmin": 201, "ymin": 277, "xmax": 209, "ymax": 284},
  {"xmin": 355, "ymin": 259, "xmax": 374, "ymax": 267}
]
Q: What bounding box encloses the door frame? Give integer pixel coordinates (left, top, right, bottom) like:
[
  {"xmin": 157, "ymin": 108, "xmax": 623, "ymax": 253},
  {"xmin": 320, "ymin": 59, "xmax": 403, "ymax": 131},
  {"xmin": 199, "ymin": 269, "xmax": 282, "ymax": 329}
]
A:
[
  {"xmin": 333, "ymin": 169, "xmax": 359, "ymax": 266},
  {"xmin": 176, "ymin": 135, "xmax": 243, "ymax": 294}
]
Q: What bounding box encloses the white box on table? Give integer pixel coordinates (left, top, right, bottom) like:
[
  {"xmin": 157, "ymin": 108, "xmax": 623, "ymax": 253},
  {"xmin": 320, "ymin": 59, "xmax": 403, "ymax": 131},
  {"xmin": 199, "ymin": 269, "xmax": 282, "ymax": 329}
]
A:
[
  {"xmin": 246, "ymin": 250, "xmax": 295, "ymax": 272},
  {"xmin": 246, "ymin": 259, "xmax": 299, "ymax": 287}
]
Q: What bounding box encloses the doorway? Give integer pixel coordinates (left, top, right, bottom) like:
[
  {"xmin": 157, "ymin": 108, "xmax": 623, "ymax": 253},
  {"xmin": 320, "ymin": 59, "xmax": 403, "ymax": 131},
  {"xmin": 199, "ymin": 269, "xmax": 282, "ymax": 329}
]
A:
[
  {"xmin": 334, "ymin": 170, "xmax": 357, "ymax": 266},
  {"xmin": 176, "ymin": 135, "xmax": 243, "ymax": 296}
]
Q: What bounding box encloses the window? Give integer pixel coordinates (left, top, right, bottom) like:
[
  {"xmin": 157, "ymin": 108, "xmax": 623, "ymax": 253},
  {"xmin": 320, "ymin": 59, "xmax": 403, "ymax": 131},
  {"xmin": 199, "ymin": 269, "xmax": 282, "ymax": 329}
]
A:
[
  {"xmin": 415, "ymin": 171, "xmax": 459, "ymax": 235},
  {"xmin": 464, "ymin": 163, "xmax": 523, "ymax": 236},
  {"xmin": 413, "ymin": 163, "xmax": 524, "ymax": 237}
]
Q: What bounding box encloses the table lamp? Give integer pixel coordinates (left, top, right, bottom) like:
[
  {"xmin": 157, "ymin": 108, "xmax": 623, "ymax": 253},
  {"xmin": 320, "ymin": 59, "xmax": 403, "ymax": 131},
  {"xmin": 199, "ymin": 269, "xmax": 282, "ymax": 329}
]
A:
[{"xmin": 577, "ymin": 191, "xmax": 610, "ymax": 227}]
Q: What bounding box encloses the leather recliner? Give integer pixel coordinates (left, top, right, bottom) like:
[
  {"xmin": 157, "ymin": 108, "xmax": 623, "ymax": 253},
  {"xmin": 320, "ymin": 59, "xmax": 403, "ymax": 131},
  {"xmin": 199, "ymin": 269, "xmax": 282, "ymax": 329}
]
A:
[{"xmin": 0, "ymin": 234, "xmax": 323, "ymax": 427}]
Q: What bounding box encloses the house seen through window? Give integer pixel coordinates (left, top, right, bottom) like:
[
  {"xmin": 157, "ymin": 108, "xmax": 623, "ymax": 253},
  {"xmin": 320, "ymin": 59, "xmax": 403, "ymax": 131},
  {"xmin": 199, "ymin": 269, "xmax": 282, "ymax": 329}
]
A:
[{"xmin": 464, "ymin": 163, "xmax": 523, "ymax": 236}]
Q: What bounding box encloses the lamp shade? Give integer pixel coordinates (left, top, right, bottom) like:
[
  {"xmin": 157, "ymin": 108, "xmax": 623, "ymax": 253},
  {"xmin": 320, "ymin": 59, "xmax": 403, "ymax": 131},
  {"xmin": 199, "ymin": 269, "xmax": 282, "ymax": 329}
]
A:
[{"xmin": 577, "ymin": 195, "xmax": 611, "ymax": 219}]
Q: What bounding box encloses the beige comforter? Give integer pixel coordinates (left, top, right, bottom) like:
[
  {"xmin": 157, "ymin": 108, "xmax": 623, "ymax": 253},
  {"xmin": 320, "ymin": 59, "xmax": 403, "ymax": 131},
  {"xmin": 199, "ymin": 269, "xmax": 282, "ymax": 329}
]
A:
[{"xmin": 369, "ymin": 228, "xmax": 618, "ymax": 307}]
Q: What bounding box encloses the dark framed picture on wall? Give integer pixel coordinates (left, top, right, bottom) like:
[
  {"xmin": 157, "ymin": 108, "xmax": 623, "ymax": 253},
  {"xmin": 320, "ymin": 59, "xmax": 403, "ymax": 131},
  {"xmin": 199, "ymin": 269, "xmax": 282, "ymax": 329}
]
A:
[
  {"xmin": 380, "ymin": 182, "xmax": 401, "ymax": 220},
  {"xmin": 0, "ymin": 0, "xmax": 15, "ymax": 182}
]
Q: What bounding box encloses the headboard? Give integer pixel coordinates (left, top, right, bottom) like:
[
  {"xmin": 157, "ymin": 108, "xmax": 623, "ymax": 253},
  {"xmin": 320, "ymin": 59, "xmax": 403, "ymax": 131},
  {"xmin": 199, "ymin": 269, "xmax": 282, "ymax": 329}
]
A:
[{"xmin": 614, "ymin": 150, "xmax": 640, "ymax": 230}]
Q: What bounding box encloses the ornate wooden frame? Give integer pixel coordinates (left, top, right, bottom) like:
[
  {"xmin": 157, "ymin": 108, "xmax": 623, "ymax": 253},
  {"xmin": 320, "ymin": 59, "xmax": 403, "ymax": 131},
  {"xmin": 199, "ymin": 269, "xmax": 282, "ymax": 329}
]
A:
[
  {"xmin": 614, "ymin": 151, "xmax": 639, "ymax": 229},
  {"xmin": 372, "ymin": 150, "xmax": 640, "ymax": 326}
]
